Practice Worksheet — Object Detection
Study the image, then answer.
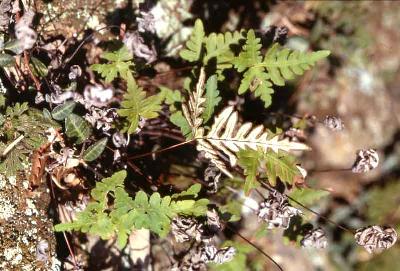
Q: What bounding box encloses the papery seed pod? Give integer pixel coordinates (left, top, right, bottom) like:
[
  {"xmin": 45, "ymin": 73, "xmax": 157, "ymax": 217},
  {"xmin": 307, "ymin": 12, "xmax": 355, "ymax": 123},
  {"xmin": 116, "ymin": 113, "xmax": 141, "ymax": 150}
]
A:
[
  {"xmin": 352, "ymin": 149, "xmax": 379, "ymax": 173},
  {"xmin": 355, "ymin": 226, "xmax": 397, "ymax": 253},
  {"xmin": 258, "ymin": 190, "xmax": 302, "ymax": 229},
  {"xmin": 171, "ymin": 216, "xmax": 203, "ymax": 243},
  {"xmin": 36, "ymin": 239, "xmax": 49, "ymax": 263},
  {"xmin": 323, "ymin": 116, "xmax": 344, "ymax": 131},
  {"xmin": 206, "ymin": 209, "xmax": 221, "ymax": 231},
  {"xmin": 112, "ymin": 132, "xmax": 128, "ymax": 148},
  {"xmin": 204, "ymin": 164, "xmax": 221, "ymax": 194},
  {"xmin": 301, "ymin": 228, "xmax": 328, "ymax": 249}
]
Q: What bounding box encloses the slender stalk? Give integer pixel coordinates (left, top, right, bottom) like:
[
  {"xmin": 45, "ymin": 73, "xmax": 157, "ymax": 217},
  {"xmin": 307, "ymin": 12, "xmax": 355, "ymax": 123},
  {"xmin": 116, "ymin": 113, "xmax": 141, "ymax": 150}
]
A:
[
  {"xmin": 127, "ymin": 139, "xmax": 195, "ymax": 160},
  {"xmin": 225, "ymin": 225, "xmax": 284, "ymax": 271}
]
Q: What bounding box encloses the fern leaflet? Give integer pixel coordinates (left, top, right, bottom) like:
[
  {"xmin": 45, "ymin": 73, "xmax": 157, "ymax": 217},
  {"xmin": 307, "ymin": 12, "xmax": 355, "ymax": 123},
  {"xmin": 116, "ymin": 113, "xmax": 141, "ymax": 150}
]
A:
[
  {"xmin": 118, "ymin": 72, "xmax": 162, "ymax": 134},
  {"xmin": 91, "ymin": 46, "xmax": 134, "ymax": 82}
]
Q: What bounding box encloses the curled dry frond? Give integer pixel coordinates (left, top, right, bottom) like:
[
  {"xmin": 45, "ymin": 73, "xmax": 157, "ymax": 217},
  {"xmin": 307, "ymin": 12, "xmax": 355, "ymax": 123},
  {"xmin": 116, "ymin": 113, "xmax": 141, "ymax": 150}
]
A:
[
  {"xmin": 301, "ymin": 228, "xmax": 328, "ymax": 249},
  {"xmin": 197, "ymin": 106, "xmax": 310, "ymax": 177},
  {"xmin": 182, "ymin": 68, "xmax": 206, "ymax": 137},
  {"xmin": 355, "ymin": 225, "xmax": 397, "ymax": 253}
]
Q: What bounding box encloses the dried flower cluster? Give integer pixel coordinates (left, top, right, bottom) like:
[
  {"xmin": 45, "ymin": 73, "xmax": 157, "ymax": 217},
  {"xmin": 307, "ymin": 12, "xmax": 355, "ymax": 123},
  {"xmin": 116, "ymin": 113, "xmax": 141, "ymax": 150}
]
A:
[
  {"xmin": 15, "ymin": 10, "xmax": 37, "ymax": 51},
  {"xmin": 258, "ymin": 190, "xmax": 302, "ymax": 229},
  {"xmin": 172, "ymin": 244, "xmax": 236, "ymax": 271},
  {"xmin": 354, "ymin": 226, "xmax": 397, "ymax": 253},
  {"xmin": 171, "ymin": 209, "xmax": 234, "ymax": 269},
  {"xmin": 323, "ymin": 116, "xmax": 344, "ymax": 131},
  {"xmin": 301, "ymin": 228, "xmax": 328, "ymax": 249},
  {"xmin": 352, "ymin": 149, "xmax": 379, "ymax": 173}
]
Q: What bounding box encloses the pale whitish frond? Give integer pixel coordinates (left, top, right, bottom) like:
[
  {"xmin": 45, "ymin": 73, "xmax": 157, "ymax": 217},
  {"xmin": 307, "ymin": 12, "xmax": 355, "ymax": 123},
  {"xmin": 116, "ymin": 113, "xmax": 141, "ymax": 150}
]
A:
[
  {"xmin": 196, "ymin": 106, "xmax": 310, "ymax": 177},
  {"xmin": 182, "ymin": 68, "xmax": 206, "ymax": 136}
]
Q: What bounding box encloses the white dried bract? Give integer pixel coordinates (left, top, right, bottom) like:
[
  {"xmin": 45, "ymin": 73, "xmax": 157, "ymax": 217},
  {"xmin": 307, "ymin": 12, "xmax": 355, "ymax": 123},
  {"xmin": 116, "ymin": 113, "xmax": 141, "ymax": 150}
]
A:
[
  {"xmin": 137, "ymin": 11, "xmax": 156, "ymax": 33},
  {"xmin": 46, "ymin": 90, "xmax": 84, "ymax": 105},
  {"xmin": 68, "ymin": 65, "xmax": 82, "ymax": 80},
  {"xmin": 84, "ymin": 108, "xmax": 117, "ymax": 132},
  {"xmin": 15, "ymin": 10, "xmax": 37, "ymax": 51},
  {"xmin": 355, "ymin": 226, "xmax": 397, "ymax": 253},
  {"xmin": 351, "ymin": 149, "xmax": 379, "ymax": 173},
  {"xmin": 171, "ymin": 216, "xmax": 203, "ymax": 243},
  {"xmin": 323, "ymin": 115, "xmax": 344, "ymax": 131},
  {"xmin": 258, "ymin": 190, "xmax": 302, "ymax": 229},
  {"xmin": 204, "ymin": 164, "xmax": 221, "ymax": 194},
  {"xmin": 112, "ymin": 132, "xmax": 129, "ymax": 148},
  {"xmin": 83, "ymin": 85, "xmax": 113, "ymax": 108},
  {"xmin": 301, "ymin": 228, "xmax": 328, "ymax": 249}
]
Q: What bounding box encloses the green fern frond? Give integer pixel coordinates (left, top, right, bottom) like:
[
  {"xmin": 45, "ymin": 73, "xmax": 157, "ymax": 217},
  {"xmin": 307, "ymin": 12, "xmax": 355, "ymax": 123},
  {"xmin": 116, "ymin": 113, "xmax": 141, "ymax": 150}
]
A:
[
  {"xmin": 180, "ymin": 19, "xmax": 205, "ymax": 62},
  {"xmin": 234, "ymin": 30, "xmax": 262, "ymax": 72},
  {"xmin": 262, "ymin": 43, "xmax": 331, "ymax": 86},
  {"xmin": 55, "ymin": 171, "xmax": 209, "ymax": 248},
  {"xmin": 91, "ymin": 46, "xmax": 134, "ymax": 83},
  {"xmin": 118, "ymin": 72, "xmax": 162, "ymax": 134},
  {"xmin": 237, "ymin": 148, "xmax": 302, "ymax": 192},
  {"xmin": 234, "ymin": 31, "xmax": 330, "ymax": 108}
]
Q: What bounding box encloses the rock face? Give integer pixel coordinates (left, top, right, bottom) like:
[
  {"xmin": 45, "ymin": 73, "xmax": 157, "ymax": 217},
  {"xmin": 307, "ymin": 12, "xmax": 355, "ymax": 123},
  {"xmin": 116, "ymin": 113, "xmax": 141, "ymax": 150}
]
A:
[{"xmin": 0, "ymin": 172, "xmax": 58, "ymax": 270}]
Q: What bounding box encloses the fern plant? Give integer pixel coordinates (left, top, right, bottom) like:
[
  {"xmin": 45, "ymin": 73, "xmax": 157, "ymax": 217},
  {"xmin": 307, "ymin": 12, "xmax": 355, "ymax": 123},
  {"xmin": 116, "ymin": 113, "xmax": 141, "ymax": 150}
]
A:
[
  {"xmin": 55, "ymin": 170, "xmax": 209, "ymax": 248},
  {"xmin": 180, "ymin": 19, "xmax": 330, "ymax": 108}
]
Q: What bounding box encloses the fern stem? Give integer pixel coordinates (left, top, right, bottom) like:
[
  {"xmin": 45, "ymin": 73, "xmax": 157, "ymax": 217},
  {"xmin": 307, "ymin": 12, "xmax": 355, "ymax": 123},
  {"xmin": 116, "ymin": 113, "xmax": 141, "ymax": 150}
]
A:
[{"xmin": 127, "ymin": 139, "xmax": 196, "ymax": 160}]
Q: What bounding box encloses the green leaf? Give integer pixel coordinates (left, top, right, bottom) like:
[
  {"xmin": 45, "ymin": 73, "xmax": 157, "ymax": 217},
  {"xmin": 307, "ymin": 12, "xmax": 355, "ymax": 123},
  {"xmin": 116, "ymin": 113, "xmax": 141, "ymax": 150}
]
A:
[
  {"xmin": 52, "ymin": 101, "xmax": 76, "ymax": 121},
  {"xmin": 30, "ymin": 57, "xmax": 48, "ymax": 77},
  {"xmin": 91, "ymin": 46, "xmax": 134, "ymax": 82},
  {"xmin": 169, "ymin": 110, "xmax": 192, "ymax": 139},
  {"xmin": 83, "ymin": 138, "xmax": 108, "ymax": 162},
  {"xmin": 179, "ymin": 19, "xmax": 205, "ymax": 62},
  {"xmin": 202, "ymin": 74, "xmax": 221, "ymax": 123},
  {"xmin": 3, "ymin": 40, "xmax": 23, "ymax": 54},
  {"xmin": 263, "ymin": 150, "xmax": 300, "ymax": 186},
  {"xmin": 65, "ymin": 113, "xmax": 92, "ymax": 144},
  {"xmin": 289, "ymin": 187, "xmax": 330, "ymax": 206},
  {"xmin": 237, "ymin": 149, "xmax": 261, "ymax": 194},
  {"xmin": 0, "ymin": 53, "xmax": 15, "ymax": 67}
]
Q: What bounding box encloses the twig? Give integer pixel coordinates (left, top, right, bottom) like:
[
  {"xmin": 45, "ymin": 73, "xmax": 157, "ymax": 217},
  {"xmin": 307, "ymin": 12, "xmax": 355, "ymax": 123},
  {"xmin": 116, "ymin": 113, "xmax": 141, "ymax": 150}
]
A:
[
  {"xmin": 225, "ymin": 224, "xmax": 284, "ymax": 271},
  {"xmin": 1, "ymin": 135, "xmax": 24, "ymax": 157},
  {"xmin": 127, "ymin": 139, "xmax": 195, "ymax": 160},
  {"xmin": 23, "ymin": 51, "xmax": 41, "ymax": 91}
]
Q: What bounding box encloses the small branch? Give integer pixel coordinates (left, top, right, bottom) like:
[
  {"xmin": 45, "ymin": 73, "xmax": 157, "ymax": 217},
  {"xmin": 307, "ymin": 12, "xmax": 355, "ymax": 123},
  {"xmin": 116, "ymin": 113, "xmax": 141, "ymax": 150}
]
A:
[
  {"xmin": 1, "ymin": 135, "xmax": 24, "ymax": 157},
  {"xmin": 225, "ymin": 225, "xmax": 284, "ymax": 271},
  {"xmin": 127, "ymin": 139, "xmax": 195, "ymax": 160}
]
